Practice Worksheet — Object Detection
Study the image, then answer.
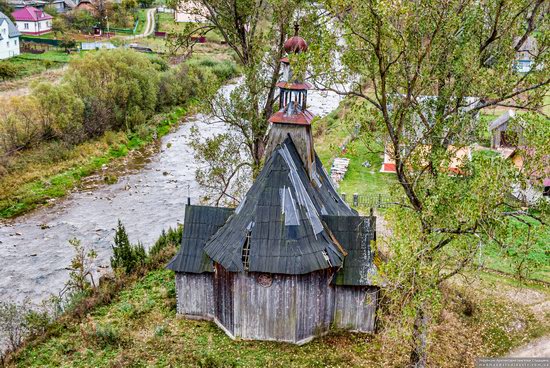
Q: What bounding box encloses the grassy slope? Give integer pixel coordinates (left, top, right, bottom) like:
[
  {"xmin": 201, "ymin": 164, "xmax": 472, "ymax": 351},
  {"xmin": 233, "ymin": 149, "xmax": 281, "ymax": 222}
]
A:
[
  {"xmin": 2, "ymin": 51, "xmax": 73, "ymax": 79},
  {"xmin": 314, "ymin": 111, "xmax": 396, "ymax": 199},
  {"xmin": 9, "ymin": 269, "xmax": 546, "ymax": 368}
]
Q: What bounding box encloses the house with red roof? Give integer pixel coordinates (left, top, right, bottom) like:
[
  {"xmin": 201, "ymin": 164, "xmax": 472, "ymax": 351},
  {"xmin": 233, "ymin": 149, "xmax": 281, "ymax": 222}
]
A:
[{"xmin": 12, "ymin": 6, "xmax": 52, "ymax": 35}]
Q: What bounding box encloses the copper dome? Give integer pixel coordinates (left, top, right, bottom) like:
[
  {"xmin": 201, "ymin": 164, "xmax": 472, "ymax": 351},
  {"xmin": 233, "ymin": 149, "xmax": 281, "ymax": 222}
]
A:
[{"xmin": 284, "ymin": 24, "xmax": 308, "ymax": 54}]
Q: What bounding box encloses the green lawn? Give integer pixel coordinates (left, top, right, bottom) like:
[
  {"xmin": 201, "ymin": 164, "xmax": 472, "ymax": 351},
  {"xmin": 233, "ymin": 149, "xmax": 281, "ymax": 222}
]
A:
[
  {"xmin": 315, "ymin": 109, "xmax": 397, "ymax": 201},
  {"xmin": 1, "ymin": 51, "xmax": 71, "ymax": 79},
  {"xmin": 156, "ymin": 13, "xmax": 224, "ymax": 42}
]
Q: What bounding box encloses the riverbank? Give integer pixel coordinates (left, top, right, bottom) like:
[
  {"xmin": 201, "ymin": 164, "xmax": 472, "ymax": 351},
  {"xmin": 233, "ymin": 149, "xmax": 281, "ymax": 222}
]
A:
[
  {"xmin": 0, "ymin": 52, "xmax": 238, "ymax": 220},
  {"xmin": 0, "ymin": 106, "xmax": 189, "ymax": 219}
]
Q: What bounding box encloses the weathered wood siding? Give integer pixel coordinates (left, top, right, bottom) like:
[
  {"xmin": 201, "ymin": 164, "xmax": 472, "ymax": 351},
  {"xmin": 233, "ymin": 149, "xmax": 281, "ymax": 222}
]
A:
[
  {"xmin": 230, "ymin": 270, "xmax": 333, "ymax": 344},
  {"xmin": 295, "ymin": 270, "xmax": 334, "ymax": 342},
  {"xmin": 214, "ymin": 264, "xmax": 234, "ymax": 336},
  {"xmin": 175, "ymin": 273, "xmax": 214, "ymax": 319},
  {"xmin": 333, "ymin": 286, "xmax": 378, "ymax": 332}
]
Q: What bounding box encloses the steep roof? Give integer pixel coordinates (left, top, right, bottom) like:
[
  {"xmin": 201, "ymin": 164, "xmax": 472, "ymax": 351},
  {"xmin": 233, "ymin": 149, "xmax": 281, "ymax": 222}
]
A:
[
  {"xmin": 323, "ymin": 215, "xmax": 377, "ymax": 286},
  {"xmin": 167, "ymin": 205, "xmax": 233, "ymax": 273},
  {"xmin": 0, "ymin": 11, "xmax": 21, "ymax": 38},
  {"xmin": 12, "ymin": 6, "xmax": 52, "ymax": 22},
  {"xmin": 203, "ymin": 137, "xmax": 351, "ymax": 274}
]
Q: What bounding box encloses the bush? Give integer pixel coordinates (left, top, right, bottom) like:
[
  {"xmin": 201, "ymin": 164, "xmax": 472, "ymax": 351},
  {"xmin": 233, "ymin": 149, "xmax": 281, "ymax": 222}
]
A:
[
  {"xmin": 0, "ymin": 61, "xmax": 19, "ymax": 80},
  {"xmin": 111, "ymin": 220, "xmax": 147, "ymax": 275},
  {"xmin": 149, "ymin": 226, "xmax": 183, "ymax": 258}
]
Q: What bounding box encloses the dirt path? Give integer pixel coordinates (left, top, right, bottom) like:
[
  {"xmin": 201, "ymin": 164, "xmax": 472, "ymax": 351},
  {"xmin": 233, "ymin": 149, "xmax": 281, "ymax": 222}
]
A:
[
  {"xmin": 508, "ymin": 336, "xmax": 550, "ymax": 357},
  {"xmin": 123, "ymin": 8, "xmax": 156, "ymax": 40}
]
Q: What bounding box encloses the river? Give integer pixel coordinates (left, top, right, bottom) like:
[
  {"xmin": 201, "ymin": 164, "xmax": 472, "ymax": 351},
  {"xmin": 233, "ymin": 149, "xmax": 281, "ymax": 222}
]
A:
[{"xmin": 0, "ymin": 82, "xmax": 342, "ymax": 305}]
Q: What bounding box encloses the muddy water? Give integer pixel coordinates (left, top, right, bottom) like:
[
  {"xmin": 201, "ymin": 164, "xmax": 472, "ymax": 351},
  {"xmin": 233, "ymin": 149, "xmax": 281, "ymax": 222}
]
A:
[{"xmin": 0, "ymin": 83, "xmax": 342, "ymax": 305}]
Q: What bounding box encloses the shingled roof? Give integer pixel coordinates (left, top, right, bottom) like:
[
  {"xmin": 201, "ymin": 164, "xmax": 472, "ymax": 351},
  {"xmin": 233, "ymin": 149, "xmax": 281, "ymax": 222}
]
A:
[
  {"xmin": 323, "ymin": 215, "xmax": 377, "ymax": 286},
  {"xmin": 167, "ymin": 205, "xmax": 233, "ymax": 273},
  {"xmin": 203, "ymin": 137, "xmax": 351, "ymax": 274}
]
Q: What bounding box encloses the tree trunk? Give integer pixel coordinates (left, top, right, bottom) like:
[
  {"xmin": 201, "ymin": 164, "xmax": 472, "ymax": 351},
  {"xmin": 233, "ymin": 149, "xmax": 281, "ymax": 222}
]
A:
[{"xmin": 410, "ymin": 306, "xmax": 428, "ymax": 368}]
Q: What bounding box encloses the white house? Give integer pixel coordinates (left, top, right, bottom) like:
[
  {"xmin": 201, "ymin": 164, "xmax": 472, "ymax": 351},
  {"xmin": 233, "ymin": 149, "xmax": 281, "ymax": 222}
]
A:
[
  {"xmin": 12, "ymin": 6, "xmax": 52, "ymax": 35},
  {"xmin": 0, "ymin": 11, "xmax": 21, "ymax": 60}
]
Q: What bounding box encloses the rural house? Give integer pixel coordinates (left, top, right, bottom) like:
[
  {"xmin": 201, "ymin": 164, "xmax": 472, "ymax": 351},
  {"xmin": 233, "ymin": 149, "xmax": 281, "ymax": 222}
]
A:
[
  {"xmin": 168, "ymin": 27, "xmax": 379, "ymax": 344},
  {"xmin": 0, "ymin": 11, "xmax": 21, "ymax": 59},
  {"xmin": 12, "ymin": 6, "xmax": 52, "ymax": 35}
]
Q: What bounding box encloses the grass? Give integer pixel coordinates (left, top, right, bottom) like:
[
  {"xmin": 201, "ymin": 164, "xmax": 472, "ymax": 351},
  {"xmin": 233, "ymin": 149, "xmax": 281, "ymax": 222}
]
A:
[
  {"xmin": 7, "ymin": 268, "xmax": 546, "ymax": 368},
  {"xmin": 156, "ymin": 13, "xmax": 224, "ymax": 42},
  {"xmin": 314, "ymin": 106, "xmax": 397, "ymax": 200},
  {"xmin": 1, "ymin": 51, "xmax": 73, "ymax": 79},
  {"xmin": 0, "ymin": 106, "xmax": 189, "ymax": 219},
  {"xmin": 133, "ymin": 9, "xmax": 148, "ymax": 35}
]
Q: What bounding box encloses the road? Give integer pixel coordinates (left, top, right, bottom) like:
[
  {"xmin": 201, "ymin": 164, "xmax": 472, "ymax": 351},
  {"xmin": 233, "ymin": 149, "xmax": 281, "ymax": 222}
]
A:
[{"xmin": 125, "ymin": 8, "xmax": 156, "ymax": 40}]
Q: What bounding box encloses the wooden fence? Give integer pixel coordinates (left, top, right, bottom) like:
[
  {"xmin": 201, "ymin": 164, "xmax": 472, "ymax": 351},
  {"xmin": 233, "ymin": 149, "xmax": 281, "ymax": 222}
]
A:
[{"xmin": 340, "ymin": 193, "xmax": 393, "ymax": 209}]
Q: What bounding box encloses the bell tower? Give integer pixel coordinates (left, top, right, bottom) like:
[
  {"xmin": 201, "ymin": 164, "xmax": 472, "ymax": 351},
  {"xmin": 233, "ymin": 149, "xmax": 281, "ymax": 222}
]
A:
[{"xmin": 265, "ymin": 24, "xmax": 316, "ymax": 178}]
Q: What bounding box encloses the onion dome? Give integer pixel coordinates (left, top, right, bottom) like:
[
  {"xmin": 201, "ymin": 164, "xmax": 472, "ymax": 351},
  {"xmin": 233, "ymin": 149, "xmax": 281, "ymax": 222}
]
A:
[{"xmin": 284, "ymin": 23, "xmax": 308, "ymax": 54}]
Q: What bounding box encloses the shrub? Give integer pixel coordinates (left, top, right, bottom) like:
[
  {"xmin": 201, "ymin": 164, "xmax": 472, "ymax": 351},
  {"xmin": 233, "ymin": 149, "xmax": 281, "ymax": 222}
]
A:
[
  {"xmin": 67, "ymin": 238, "xmax": 98, "ymax": 294},
  {"xmin": 149, "ymin": 226, "xmax": 182, "ymax": 258},
  {"xmin": 111, "ymin": 220, "xmax": 147, "ymax": 275},
  {"xmin": 0, "ymin": 61, "xmax": 19, "ymax": 81}
]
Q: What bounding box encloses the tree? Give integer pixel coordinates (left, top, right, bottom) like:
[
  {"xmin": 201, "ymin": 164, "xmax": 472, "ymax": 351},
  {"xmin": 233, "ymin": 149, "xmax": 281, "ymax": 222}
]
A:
[
  {"xmin": 306, "ymin": 0, "xmax": 549, "ymax": 366},
  {"xmin": 64, "ymin": 49, "xmax": 160, "ymax": 135},
  {"xmin": 51, "ymin": 17, "xmax": 69, "ymax": 39},
  {"xmin": 66, "ymin": 238, "xmax": 97, "ymax": 294},
  {"xmin": 111, "ymin": 220, "xmax": 146, "ymax": 275},
  {"xmin": 166, "ymin": 0, "xmax": 304, "ymax": 204},
  {"xmin": 32, "ymin": 82, "xmax": 85, "ymax": 144},
  {"xmin": 0, "ymin": 0, "xmax": 14, "ymax": 21}
]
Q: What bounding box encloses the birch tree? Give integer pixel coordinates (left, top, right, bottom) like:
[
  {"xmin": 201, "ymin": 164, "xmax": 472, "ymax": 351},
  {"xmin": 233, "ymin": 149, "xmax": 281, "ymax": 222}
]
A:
[{"xmin": 306, "ymin": 0, "xmax": 549, "ymax": 365}]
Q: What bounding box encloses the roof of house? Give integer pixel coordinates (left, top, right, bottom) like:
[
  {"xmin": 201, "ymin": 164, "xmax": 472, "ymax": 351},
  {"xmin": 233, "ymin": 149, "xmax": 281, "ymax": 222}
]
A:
[
  {"xmin": 324, "ymin": 215, "xmax": 377, "ymax": 286},
  {"xmin": 0, "ymin": 11, "xmax": 21, "ymax": 38},
  {"xmin": 166, "ymin": 205, "xmax": 234, "ymax": 273},
  {"xmin": 489, "ymin": 109, "xmax": 516, "ymax": 131},
  {"xmin": 202, "ymin": 137, "xmax": 354, "ymax": 275},
  {"xmin": 12, "ymin": 6, "xmax": 52, "ymax": 22}
]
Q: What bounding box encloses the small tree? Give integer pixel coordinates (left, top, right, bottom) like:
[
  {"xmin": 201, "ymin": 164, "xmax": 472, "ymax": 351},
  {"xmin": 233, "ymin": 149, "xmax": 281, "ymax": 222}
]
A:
[
  {"xmin": 66, "ymin": 238, "xmax": 97, "ymax": 294},
  {"xmin": 110, "ymin": 220, "xmax": 147, "ymax": 275}
]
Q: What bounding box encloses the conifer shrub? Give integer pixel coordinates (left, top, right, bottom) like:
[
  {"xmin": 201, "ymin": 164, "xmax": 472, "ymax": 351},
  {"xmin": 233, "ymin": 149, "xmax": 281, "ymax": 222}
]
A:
[{"xmin": 110, "ymin": 220, "xmax": 147, "ymax": 275}]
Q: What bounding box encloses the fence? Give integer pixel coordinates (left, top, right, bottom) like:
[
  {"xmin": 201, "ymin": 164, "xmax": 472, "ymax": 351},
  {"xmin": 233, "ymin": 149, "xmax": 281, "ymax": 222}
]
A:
[
  {"xmin": 340, "ymin": 193, "xmax": 393, "ymax": 209},
  {"xmin": 20, "ymin": 36, "xmax": 61, "ymax": 46}
]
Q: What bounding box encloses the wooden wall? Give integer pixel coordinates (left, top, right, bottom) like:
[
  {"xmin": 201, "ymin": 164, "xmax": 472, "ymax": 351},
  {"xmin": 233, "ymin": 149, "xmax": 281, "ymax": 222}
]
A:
[
  {"xmin": 214, "ymin": 265, "xmax": 235, "ymax": 336},
  {"xmin": 225, "ymin": 270, "xmax": 334, "ymax": 344},
  {"xmin": 175, "ymin": 273, "xmax": 214, "ymax": 319},
  {"xmin": 177, "ymin": 268, "xmax": 378, "ymax": 343},
  {"xmin": 333, "ymin": 286, "xmax": 378, "ymax": 333}
]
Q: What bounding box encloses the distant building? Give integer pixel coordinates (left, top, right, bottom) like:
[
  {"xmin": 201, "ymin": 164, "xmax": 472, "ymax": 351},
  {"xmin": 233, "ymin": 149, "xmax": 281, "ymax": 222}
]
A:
[
  {"xmin": 12, "ymin": 6, "xmax": 52, "ymax": 35},
  {"xmin": 168, "ymin": 27, "xmax": 379, "ymax": 344},
  {"xmin": 8, "ymin": 0, "xmax": 75, "ymax": 12},
  {"xmin": 0, "ymin": 11, "xmax": 21, "ymax": 59},
  {"xmin": 514, "ymin": 36, "xmax": 538, "ymax": 73}
]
